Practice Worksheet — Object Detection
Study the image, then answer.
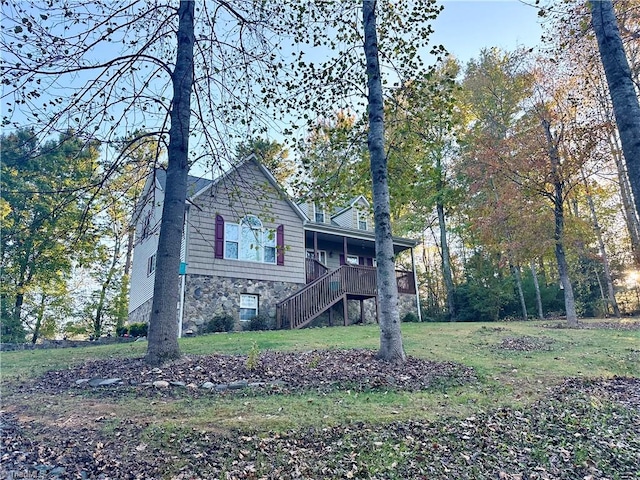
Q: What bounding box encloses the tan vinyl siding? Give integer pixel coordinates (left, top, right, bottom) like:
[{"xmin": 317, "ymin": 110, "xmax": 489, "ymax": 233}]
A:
[
  {"xmin": 187, "ymin": 161, "xmax": 306, "ymax": 284},
  {"xmin": 332, "ymin": 209, "xmax": 353, "ymax": 229},
  {"xmin": 297, "ymin": 201, "xmax": 311, "ymax": 219},
  {"xmin": 332, "ymin": 198, "xmax": 372, "ymax": 231}
]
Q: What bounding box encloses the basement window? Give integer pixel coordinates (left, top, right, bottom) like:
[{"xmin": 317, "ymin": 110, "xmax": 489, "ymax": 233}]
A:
[{"xmin": 239, "ymin": 294, "xmax": 259, "ymax": 322}]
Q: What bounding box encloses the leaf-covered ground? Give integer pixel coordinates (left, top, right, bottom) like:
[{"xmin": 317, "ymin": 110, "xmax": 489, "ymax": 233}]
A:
[
  {"xmin": 2, "ymin": 346, "xmax": 639, "ymax": 479},
  {"xmin": 14, "ymin": 349, "xmax": 476, "ymax": 397}
]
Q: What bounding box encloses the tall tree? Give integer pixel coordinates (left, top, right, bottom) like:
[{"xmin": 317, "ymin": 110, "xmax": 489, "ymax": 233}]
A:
[
  {"xmin": 539, "ymin": 114, "xmax": 579, "ymax": 327},
  {"xmin": 292, "ymin": 0, "xmax": 441, "ymax": 359},
  {"xmin": 590, "ymin": 0, "xmax": 640, "ymax": 217},
  {"xmin": 2, "ymin": 1, "xmax": 299, "ymax": 363},
  {"xmin": 459, "ymin": 48, "xmax": 536, "ymax": 320},
  {"xmin": 0, "ymin": 128, "xmax": 100, "ymax": 341},
  {"xmin": 236, "ymin": 138, "xmax": 295, "ymax": 186},
  {"xmin": 363, "ymin": 0, "xmax": 404, "ymax": 361},
  {"xmin": 385, "ymin": 58, "xmax": 461, "ymax": 320},
  {"xmin": 144, "ymin": 0, "xmax": 195, "ymax": 365}
]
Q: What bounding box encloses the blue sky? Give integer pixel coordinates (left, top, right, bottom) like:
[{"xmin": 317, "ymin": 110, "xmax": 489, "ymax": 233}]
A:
[{"xmin": 431, "ymin": 0, "xmax": 545, "ymax": 65}]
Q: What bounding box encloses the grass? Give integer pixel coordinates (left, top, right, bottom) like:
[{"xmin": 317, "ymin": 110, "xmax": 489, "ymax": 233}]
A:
[
  {"xmin": 2, "ymin": 319, "xmax": 638, "ymax": 479},
  {"xmin": 2, "ymin": 319, "xmax": 638, "ymax": 431}
]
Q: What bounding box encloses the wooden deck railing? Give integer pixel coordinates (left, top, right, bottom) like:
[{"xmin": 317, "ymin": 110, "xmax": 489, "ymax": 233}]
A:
[
  {"xmin": 277, "ymin": 265, "xmax": 377, "ymax": 329},
  {"xmin": 277, "ymin": 265, "xmax": 415, "ymax": 329},
  {"xmin": 396, "ymin": 270, "xmax": 416, "ymax": 294},
  {"xmin": 306, "ymin": 257, "xmax": 329, "ymax": 283}
]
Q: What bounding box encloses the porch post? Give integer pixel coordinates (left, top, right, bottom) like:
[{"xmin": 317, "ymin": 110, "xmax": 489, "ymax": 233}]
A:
[
  {"xmin": 375, "ymin": 295, "xmax": 379, "ymax": 323},
  {"xmin": 343, "ymin": 236, "xmax": 348, "ymax": 260},
  {"xmin": 411, "ymin": 247, "xmax": 422, "ymax": 322},
  {"xmin": 343, "ymin": 295, "xmax": 348, "ymax": 326},
  {"xmin": 314, "ymin": 231, "xmax": 319, "ymax": 259},
  {"xmin": 360, "ymin": 299, "xmax": 365, "ymax": 324}
]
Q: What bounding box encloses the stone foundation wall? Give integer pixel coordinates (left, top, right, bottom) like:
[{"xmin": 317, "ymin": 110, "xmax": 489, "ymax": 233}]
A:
[
  {"xmin": 128, "ymin": 275, "xmax": 419, "ymax": 334},
  {"xmin": 128, "ymin": 298, "xmax": 153, "ymax": 325},
  {"xmin": 183, "ymin": 274, "xmax": 303, "ymax": 334},
  {"xmin": 310, "ymin": 293, "xmax": 418, "ymax": 327},
  {"xmin": 398, "ymin": 293, "xmax": 419, "ymax": 321}
]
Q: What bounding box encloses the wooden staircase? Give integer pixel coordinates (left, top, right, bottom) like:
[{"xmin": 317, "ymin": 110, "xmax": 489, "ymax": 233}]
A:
[{"xmin": 276, "ymin": 265, "xmax": 377, "ymax": 329}]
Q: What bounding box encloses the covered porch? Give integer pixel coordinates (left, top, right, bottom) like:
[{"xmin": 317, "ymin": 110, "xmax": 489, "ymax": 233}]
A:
[{"xmin": 275, "ymin": 224, "xmax": 420, "ymax": 329}]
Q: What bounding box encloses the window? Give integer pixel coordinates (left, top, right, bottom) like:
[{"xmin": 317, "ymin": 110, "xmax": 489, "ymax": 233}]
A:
[
  {"xmin": 357, "ymin": 211, "xmax": 368, "ymax": 230},
  {"xmin": 147, "ymin": 254, "xmax": 156, "ymax": 276},
  {"xmin": 140, "ymin": 211, "xmax": 152, "ymax": 240},
  {"xmin": 314, "ymin": 204, "xmax": 325, "ymax": 223},
  {"xmin": 224, "ymin": 223, "xmax": 239, "ymax": 259},
  {"xmin": 223, "ymin": 215, "xmax": 277, "ymax": 264},
  {"xmin": 263, "ymin": 229, "xmax": 276, "ymax": 264},
  {"xmin": 239, "ymin": 294, "xmax": 259, "ymax": 322},
  {"xmin": 306, "ymin": 250, "xmax": 327, "ymax": 265},
  {"xmin": 346, "ymin": 254, "xmax": 359, "ymax": 265}
]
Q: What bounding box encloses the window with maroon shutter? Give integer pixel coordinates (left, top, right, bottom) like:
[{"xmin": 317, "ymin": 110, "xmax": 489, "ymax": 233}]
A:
[
  {"xmin": 215, "ymin": 215, "xmax": 224, "ymax": 258},
  {"xmin": 276, "ymin": 225, "xmax": 285, "ymax": 265}
]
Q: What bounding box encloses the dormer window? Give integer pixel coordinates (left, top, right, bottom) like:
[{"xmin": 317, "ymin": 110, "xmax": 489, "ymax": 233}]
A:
[
  {"xmin": 358, "ymin": 211, "xmax": 368, "ymax": 230},
  {"xmin": 314, "ymin": 204, "xmax": 325, "ymax": 223}
]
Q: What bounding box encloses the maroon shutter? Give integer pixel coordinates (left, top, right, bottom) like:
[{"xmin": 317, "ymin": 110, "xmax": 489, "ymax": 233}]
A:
[
  {"xmin": 276, "ymin": 224, "xmax": 285, "ymax": 265},
  {"xmin": 339, "ymin": 254, "xmax": 345, "ymax": 265},
  {"xmin": 367, "ymin": 257, "xmax": 374, "ymax": 266},
  {"xmin": 215, "ymin": 215, "xmax": 224, "ymax": 259},
  {"xmin": 359, "ymin": 256, "xmax": 365, "ymax": 265}
]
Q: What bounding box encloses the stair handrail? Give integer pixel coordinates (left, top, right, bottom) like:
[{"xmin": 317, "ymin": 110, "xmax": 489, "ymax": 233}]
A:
[{"xmin": 276, "ymin": 265, "xmax": 377, "ymax": 329}]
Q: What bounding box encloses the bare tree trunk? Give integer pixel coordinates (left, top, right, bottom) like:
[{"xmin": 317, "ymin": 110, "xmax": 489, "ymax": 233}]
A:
[
  {"xmin": 511, "ymin": 263, "xmax": 528, "ymax": 320},
  {"xmin": 530, "ymin": 261, "xmax": 544, "ymax": 319},
  {"xmin": 582, "ymin": 170, "xmax": 621, "ymax": 318},
  {"xmin": 363, "ymin": 0, "xmax": 405, "ymax": 362},
  {"xmin": 94, "ymin": 237, "xmax": 122, "ymax": 337},
  {"xmin": 31, "ymin": 293, "xmax": 46, "ymax": 344},
  {"xmin": 437, "ymin": 201, "xmax": 456, "ymax": 320},
  {"xmin": 124, "ymin": 227, "xmax": 134, "ymax": 277},
  {"xmin": 542, "ymin": 118, "xmax": 578, "ymax": 327},
  {"xmin": 145, "ymin": 0, "xmax": 195, "ymax": 365},
  {"xmin": 591, "ymin": 0, "xmax": 640, "ymax": 217},
  {"xmin": 609, "ymin": 132, "xmax": 640, "ymax": 266}
]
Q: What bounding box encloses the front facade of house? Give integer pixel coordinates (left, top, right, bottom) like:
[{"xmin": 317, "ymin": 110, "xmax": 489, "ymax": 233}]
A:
[{"xmin": 128, "ymin": 157, "xmax": 419, "ymax": 333}]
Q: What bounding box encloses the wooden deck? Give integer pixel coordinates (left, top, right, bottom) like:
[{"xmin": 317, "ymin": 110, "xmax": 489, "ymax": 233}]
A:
[{"xmin": 276, "ymin": 264, "xmax": 415, "ymax": 329}]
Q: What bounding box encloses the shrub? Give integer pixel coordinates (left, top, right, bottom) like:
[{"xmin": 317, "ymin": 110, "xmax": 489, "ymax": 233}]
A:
[
  {"xmin": 245, "ymin": 314, "xmax": 273, "ymax": 331},
  {"xmin": 128, "ymin": 322, "xmax": 148, "ymax": 337},
  {"xmin": 401, "ymin": 312, "xmax": 420, "ymax": 323},
  {"xmin": 204, "ymin": 314, "xmax": 235, "ymax": 333},
  {"xmin": 245, "ymin": 341, "xmax": 261, "ymax": 371},
  {"xmin": 115, "ymin": 326, "xmax": 129, "ymax": 337},
  {"xmin": 0, "ymin": 314, "xmax": 26, "ymax": 343}
]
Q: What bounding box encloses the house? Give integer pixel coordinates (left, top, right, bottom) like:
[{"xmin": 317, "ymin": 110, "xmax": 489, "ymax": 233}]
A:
[{"xmin": 128, "ymin": 155, "xmax": 420, "ymax": 334}]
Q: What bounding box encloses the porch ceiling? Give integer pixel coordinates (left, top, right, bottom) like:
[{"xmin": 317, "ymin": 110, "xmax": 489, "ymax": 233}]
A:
[{"xmin": 304, "ymin": 223, "xmax": 416, "ymax": 255}]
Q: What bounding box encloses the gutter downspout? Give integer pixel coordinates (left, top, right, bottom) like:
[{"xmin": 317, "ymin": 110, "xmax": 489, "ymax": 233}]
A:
[
  {"xmin": 411, "ymin": 246, "xmax": 422, "ymax": 322},
  {"xmin": 178, "ymin": 274, "xmax": 185, "ymax": 338},
  {"xmin": 178, "ymin": 205, "xmax": 189, "ymax": 338}
]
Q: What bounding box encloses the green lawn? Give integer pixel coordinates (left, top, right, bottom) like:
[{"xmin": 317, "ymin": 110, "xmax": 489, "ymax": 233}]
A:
[
  {"xmin": 2, "ymin": 319, "xmax": 638, "ymax": 479},
  {"xmin": 3, "ymin": 319, "xmax": 638, "ymax": 428}
]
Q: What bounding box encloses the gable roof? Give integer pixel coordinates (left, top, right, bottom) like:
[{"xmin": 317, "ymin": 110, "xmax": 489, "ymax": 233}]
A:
[
  {"xmin": 153, "ymin": 168, "xmax": 213, "ymax": 199},
  {"xmin": 190, "ymin": 154, "xmax": 307, "ymax": 221},
  {"xmin": 331, "ymin": 195, "xmax": 370, "ymax": 218}
]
